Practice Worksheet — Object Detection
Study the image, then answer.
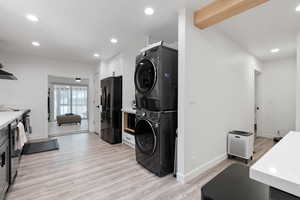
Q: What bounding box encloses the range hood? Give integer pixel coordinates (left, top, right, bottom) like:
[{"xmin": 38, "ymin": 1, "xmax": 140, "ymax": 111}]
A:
[{"xmin": 0, "ymin": 63, "xmax": 17, "ymax": 80}]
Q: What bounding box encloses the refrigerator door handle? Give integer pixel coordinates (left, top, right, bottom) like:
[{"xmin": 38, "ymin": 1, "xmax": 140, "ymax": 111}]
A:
[{"xmin": 101, "ymin": 87, "xmax": 106, "ymax": 112}]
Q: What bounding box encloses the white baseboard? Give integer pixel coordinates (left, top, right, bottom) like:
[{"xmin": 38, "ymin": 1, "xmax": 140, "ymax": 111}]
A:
[
  {"xmin": 28, "ymin": 136, "xmax": 49, "ymax": 142},
  {"xmin": 177, "ymin": 153, "xmax": 227, "ymax": 184},
  {"xmin": 176, "ymin": 172, "xmax": 185, "ymax": 183},
  {"xmin": 257, "ymin": 133, "xmax": 274, "ymax": 139},
  {"xmin": 258, "ymin": 131, "xmax": 290, "ymax": 139}
]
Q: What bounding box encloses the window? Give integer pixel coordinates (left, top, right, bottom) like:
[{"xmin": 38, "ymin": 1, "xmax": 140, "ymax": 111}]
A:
[
  {"xmin": 54, "ymin": 85, "xmax": 88, "ymax": 119},
  {"xmin": 72, "ymin": 86, "xmax": 88, "ymax": 118}
]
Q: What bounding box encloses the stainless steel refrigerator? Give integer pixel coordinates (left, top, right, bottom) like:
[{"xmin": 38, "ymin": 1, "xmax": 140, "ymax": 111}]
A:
[{"xmin": 100, "ymin": 76, "xmax": 122, "ymax": 144}]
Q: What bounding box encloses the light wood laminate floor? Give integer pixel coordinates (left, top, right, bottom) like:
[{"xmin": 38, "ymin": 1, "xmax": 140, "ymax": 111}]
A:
[
  {"xmin": 48, "ymin": 119, "xmax": 88, "ymax": 137},
  {"xmin": 6, "ymin": 133, "xmax": 274, "ymax": 200}
]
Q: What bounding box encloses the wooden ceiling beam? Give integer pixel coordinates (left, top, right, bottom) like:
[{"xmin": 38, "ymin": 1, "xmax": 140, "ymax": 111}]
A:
[{"xmin": 194, "ymin": 0, "xmax": 270, "ymax": 29}]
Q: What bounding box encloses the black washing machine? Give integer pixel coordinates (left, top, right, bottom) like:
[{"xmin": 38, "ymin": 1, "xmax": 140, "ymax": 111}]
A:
[
  {"xmin": 134, "ymin": 44, "xmax": 178, "ymax": 111},
  {"xmin": 135, "ymin": 109, "xmax": 177, "ymax": 177}
]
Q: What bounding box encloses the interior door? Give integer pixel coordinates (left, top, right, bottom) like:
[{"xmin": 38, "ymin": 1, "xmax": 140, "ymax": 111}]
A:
[
  {"xmin": 254, "ymin": 70, "xmax": 261, "ymax": 138},
  {"xmin": 94, "ymin": 74, "xmax": 101, "ymax": 134}
]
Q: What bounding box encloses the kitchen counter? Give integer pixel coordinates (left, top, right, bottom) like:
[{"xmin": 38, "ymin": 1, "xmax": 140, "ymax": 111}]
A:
[
  {"xmin": 121, "ymin": 108, "xmax": 136, "ymax": 114},
  {"xmin": 0, "ymin": 110, "xmax": 30, "ymax": 129},
  {"xmin": 202, "ymin": 164, "xmax": 299, "ymax": 200},
  {"xmin": 250, "ymin": 131, "xmax": 300, "ymax": 197}
]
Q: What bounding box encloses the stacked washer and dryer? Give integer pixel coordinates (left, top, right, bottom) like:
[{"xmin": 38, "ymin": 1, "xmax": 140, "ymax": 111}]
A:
[{"xmin": 134, "ymin": 42, "xmax": 178, "ymax": 177}]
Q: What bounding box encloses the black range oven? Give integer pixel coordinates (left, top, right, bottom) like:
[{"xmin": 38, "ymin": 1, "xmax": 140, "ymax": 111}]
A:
[
  {"xmin": 0, "ymin": 126, "xmax": 9, "ymax": 200},
  {"xmin": 8, "ymin": 120, "xmax": 21, "ymax": 185}
]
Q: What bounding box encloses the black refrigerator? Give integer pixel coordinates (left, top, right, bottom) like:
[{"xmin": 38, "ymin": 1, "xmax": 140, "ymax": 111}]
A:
[{"xmin": 100, "ymin": 76, "xmax": 122, "ymax": 144}]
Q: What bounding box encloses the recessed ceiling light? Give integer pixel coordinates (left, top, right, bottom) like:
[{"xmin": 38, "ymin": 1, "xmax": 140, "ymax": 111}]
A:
[
  {"xmin": 110, "ymin": 38, "xmax": 118, "ymax": 44},
  {"xmin": 144, "ymin": 7, "xmax": 154, "ymax": 15},
  {"xmin": 296, "ymin": 5, "xmax": 300, "ymax": 12},
  {"xmin": 26, "ymin": 14, "xmax": 39, "ymax": 22},
  {"xmin": 32, "ymin": 41, "xmax": 40, "ymax": 47},
  {"xmin": 93, "ymin": 53, "xmax": 100, "ymax": 58},
  {"xmin": 270, "ymin": 48, "xmax": 280, "ymax": 53}
]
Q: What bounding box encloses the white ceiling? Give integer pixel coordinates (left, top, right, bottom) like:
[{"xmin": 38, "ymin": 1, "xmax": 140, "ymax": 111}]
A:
[
  {"xmin": 215, "ymin": 0, "xmax": 300, "ymax": 62},
  {"xmin": 0, "ymin": 0, "xmax": 194, "ymax": 64},
  {"xmin": 0, "ymin": 0, "xmax": 299, "ymax": 64}
]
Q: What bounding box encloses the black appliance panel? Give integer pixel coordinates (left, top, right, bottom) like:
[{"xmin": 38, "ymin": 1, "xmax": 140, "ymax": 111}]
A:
[
  {"xmin": 202, "ymin": 164, "xmax": 300, "ymax": 200},
  {"xmin": 127, "ymin": 113, "xmax": 136, "ymax": 130},
  {"xmin": 0, "ymin": 127, "xmax": 9, "ymax": 200},
  {"xmin": 135, "ymin": 120, "xmax": 157, "ymax": 155},
  {"xmin": 0, "ymin": 63, "xmax": 17, "ymax": 80},
  {"xmin": 100, "ymin": 76, "xmax": 122, "ymax": 144},
  {"xmin": 135, "ymin": 46, "xmax": 178, "ymax": 111},
  {"xmin": 8, "ymin": 121, "xmax": 21, "ymax": 185},
  {"xmin": 134, "ymin": 59, "xmax": 156, "ymax": 94},
  {"xmin": 135, "ymin": 110, "xmax": 177, "ymax": 177}
]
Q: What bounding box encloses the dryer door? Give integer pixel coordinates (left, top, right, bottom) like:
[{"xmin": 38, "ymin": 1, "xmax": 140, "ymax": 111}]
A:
[
  {"xmin": 135, "ymin": 119, "xmax": 157, "ymax": 155},
  {"xmin": 134, "ymin": 59, "xmax": 156, "ymax": 94}
]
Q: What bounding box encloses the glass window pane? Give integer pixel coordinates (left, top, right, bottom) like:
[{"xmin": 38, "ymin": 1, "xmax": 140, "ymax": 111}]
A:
[
  {"xmin": 53, "ymin": 84, "xmax": 87, "ymax": 120},
  {"xmin": 54, "ymin": 85, "xmax": 71, "ymax": 118},
  {"xmin": 71, "ymin": 86, "xmax": 88, "ymax": 118}
]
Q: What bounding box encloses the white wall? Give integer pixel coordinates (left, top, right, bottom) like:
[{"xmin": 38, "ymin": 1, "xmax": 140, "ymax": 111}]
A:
[
  {"xmin": 0, "ymin": 52, "xmax": 97, "ymax": 139},
  {"xmin": 97, "ymin": 34, "xmax": 179, "ymax": 110},
  {"xmin": 97, "ymin": 39, "xmax": 146, "ymax": 111},
  {"xmin": 99, "ymin": 54, "xmax": 123, "ymax": 79},
  {"xmin": 95, "ymin": 38, "xmax": 146, "ymax": 138},
  {"xmin": 257, "ymin": 57, "xmax": 296, "ymax": 138},
  {"xmin": 177, "ymin": 8, "xmax": 261, "ymax": 182},
  {"xmin": 296, "ymin": 33, "xmax": 300, "ymax": 130}
]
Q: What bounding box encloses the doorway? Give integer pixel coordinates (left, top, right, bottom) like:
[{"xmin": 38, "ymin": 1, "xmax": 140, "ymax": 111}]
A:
[
  {"xmin": 254, "ymin": 70, "xmax": 261, "ymax": 138},
  {"xmin": 93, "ymin": 73, "xmax": 101, "ymax": 135},
  {"xmin": 48, "ymin": 75, "xmax": 89, "ymax": 137}
]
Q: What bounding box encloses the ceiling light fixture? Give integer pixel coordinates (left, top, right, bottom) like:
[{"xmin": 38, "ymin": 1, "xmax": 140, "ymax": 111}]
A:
[
  {"xmin": 270, "ymin": 48, "xmax": 280, "ymax": 53},
  {"xmin": 144, "ymin": 7, "xmax": 154, "ymax": 15},
  {"xmin": 75, "ymin": 78, "xmax": 82, "ymax": 82},
  {"xmin": 26, "ymin": 14, "xmax": 39, "ymax": 22},
  {"xmin": 296, "ymin": 5, "xmax": 300, "ymax": 12},
  {"xmin": 32, "ymin": 41, "xmax": 40, "ymax": 47},
  {"xmin": 110, "ymin": 38, "xmax": 118, "ymax": 44},
  {"xmin": 93, "ymin": 53, "xmax": 100, "ymax": 58}
]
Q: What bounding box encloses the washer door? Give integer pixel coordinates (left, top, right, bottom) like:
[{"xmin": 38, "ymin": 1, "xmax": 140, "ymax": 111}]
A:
[
  {"xmin": 135, "ymin": 119, "xmax": 157, "ymax": 155},
  {"xmin": 134, "ymin": 59, "xmax": 156, "ymax": 94}
]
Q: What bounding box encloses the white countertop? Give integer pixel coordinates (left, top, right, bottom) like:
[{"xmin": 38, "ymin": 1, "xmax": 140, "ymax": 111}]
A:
[
  {"xmin": 121, "ymin": 108, "xmax": 136, "ymax": 114},
  {"xmin": 0, "ymin": 110, "xmax": 28, "ymax": 129},
  {"xmin": 250, "ymin": 131, "xmax": 300, "ymax": 197}
]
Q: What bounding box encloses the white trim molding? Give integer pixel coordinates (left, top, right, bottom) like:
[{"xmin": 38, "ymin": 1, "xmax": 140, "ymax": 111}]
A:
[{"xmin": 177, "ymin": 153, "xmax": 227, "ymax": 184}]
